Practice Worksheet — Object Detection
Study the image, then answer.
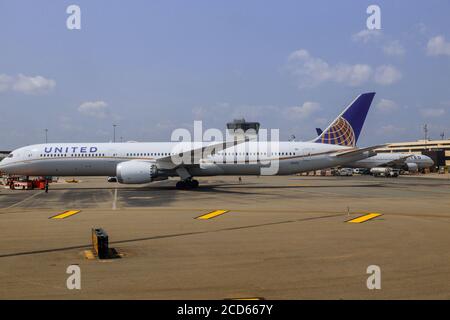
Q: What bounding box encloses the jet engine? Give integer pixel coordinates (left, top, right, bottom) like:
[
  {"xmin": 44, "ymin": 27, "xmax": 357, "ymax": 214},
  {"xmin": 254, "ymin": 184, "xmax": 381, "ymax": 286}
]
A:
[
  {"xmin": 404, "ymin": 162, "xmax": 418, "ymax": 173},
  {"xmin": 116, "ymin": 161, "xmax": 159, "ymax": 184}
]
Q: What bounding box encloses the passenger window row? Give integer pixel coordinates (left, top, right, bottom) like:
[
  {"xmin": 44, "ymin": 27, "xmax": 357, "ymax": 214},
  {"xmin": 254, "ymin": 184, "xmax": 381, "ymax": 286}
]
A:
[
  {"xmin": 37, "ymin": 151, "xmax": 297, "ymax": 158},
  {"xmin": 217, "ymin": 152, "xmax": 295, "ymax": 156},
  {"xmin": 40, "ymin": 153, "xmax": 106, "ymax": 157},
  {"xmin": 127, "ymin": 153, "xmax": 171, "ymax": 157}
]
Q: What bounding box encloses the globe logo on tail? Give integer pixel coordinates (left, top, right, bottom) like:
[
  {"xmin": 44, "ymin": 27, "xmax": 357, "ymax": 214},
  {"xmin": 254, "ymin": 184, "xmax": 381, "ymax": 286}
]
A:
[{"xmin": 320, "ymin": 117, "xmax": 356, "ymax": 147}]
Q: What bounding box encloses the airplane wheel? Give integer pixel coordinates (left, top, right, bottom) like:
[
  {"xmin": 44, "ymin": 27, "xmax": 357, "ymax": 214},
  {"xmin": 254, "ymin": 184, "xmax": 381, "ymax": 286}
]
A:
[
  {"xmin": 176, "ymin": 181, "xmax": 186, "ymax": 190},
  {"xmin": 176, "ymin": 179, "xmax": 199, "ymax": 189}
]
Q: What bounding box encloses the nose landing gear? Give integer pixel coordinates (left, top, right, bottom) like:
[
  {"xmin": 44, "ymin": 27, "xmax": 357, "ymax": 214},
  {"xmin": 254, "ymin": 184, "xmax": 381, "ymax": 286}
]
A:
[{"xmin": 176, "ymin": 178, "xmax": 199, "ymax": 190}]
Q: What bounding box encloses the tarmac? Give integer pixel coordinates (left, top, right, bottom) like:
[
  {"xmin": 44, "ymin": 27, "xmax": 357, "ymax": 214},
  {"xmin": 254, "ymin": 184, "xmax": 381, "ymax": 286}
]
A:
[{"xmin": 0, "ymin": 174, "xmax": 449, "ymax": 299}]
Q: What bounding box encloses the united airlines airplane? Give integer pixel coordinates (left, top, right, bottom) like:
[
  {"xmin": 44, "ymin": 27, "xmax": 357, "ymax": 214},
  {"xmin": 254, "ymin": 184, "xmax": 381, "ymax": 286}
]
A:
[
  {"xmin": 346, "ymin": 153, "xmax": 434, "ymax": 172},
  {"xmin": 314, "ymin": 131, "xmax": 434, "ymax": 171},
  {"xmin": 0, "ymin": 93, "xmax": 381, "ymax": 189}
]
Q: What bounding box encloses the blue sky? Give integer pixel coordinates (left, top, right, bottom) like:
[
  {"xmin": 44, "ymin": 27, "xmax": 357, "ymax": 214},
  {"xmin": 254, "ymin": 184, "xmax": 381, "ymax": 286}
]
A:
[{"xmin": 0, "ymin": 0, "xmax": 449, "ymax": 149}]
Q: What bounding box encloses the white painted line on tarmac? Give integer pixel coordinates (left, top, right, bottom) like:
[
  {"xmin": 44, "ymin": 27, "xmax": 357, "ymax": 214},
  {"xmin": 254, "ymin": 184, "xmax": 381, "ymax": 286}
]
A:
[
  {"xmin": 112, "ymin": 188, "xmax": 117, "ymax": 210},
  {"xmin": 3, "ymin": 191, "xmax": 42, "ymax": 210}
]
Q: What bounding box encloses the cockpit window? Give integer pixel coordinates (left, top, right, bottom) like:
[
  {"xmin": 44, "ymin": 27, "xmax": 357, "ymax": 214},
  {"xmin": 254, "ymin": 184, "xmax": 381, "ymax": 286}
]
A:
[{"xmin": 7, "ymin": 154, "xmax": 13, "ymax": 158}]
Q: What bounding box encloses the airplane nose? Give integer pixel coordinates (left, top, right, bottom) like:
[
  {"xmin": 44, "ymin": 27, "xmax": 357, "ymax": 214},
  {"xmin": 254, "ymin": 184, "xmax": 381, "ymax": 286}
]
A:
[{"xmin": 0, "ymin": 159, "xmax": 9, "ymax": 171}]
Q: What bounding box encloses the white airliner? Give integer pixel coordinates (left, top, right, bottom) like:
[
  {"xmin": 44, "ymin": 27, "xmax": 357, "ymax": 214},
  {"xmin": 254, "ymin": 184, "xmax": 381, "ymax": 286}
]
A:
[
  {"xmin": 313, "ymin": 128, "xmax": 434, "ymax": 171},
  {"xmin": 0, "ymin": 93, "xmax": 381, "ymax": 189},
  {"xmin": 346, "ymin": 153, "xmax": 434, "ymax": 172}
]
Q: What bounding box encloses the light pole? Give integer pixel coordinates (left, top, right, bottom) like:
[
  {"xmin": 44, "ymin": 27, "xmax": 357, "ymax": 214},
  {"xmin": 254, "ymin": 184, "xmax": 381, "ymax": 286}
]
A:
[
  {"xmin": 113, "ymin": 124, "xmax": 117, "ymax": 143},
  {"xmin": 423, "ymin": 124, "xmax": 428, "ymax": 150},
  {"xmin": 45, "ymin": 129, "xmax": 48, "ymax": 143},
  {"xmin": 423, "ymin": 124, "xmax": 428, "ymax": 141}
]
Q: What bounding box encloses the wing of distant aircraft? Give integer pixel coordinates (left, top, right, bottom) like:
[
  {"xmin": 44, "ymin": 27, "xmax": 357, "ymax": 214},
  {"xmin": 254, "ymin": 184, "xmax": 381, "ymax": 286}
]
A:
[
  {"xmin": 377, "ymin": 155, "xmax": 412, "ymax": 167},
  {"xmin": 332, "ymin": 144, "xmax": 386, "ymax": 158}
]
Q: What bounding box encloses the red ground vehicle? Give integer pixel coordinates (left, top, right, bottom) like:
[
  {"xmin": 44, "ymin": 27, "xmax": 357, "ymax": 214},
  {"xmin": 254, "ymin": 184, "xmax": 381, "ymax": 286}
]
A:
[
  {"xmin": 5, "ymin": 176, "xmax": 50, "ymax": 190},
  {"xmin": 11, "ymin": 181, "xmax": 33, "ymax": 190}
]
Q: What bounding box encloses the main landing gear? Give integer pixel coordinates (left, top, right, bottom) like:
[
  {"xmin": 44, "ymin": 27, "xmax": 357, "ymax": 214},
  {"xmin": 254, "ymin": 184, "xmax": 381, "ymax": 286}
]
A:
[{"xmin": 176, "ymin": 178, "xmax": 199, "ymax": 190}]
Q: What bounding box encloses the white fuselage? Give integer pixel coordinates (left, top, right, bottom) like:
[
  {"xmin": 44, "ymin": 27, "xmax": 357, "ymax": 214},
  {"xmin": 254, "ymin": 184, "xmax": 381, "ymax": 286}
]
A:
[
  {"xmin": 0, "ymin": 141, "xmax": 371, "ymax": 178},
  {"xmin": 346, "ymin": 153, "xmax": 434, "ymax": 169}
]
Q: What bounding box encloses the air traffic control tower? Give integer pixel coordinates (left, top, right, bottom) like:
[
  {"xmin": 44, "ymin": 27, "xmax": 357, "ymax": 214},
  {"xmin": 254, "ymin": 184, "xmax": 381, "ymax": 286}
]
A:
[{"xmin": 226, "ymin": 119, "xmax": 260, "ymax": 140}]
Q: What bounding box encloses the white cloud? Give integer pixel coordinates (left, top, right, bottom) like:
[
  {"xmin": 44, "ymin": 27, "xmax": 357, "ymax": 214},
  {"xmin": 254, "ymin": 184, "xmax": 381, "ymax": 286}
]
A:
[
  {"xmin": 426, "ymin": 35, "xmax": 450, "ymax": 56},
  {"xmin": 352, "ymin": 29, "xmax": 382, "ymax": 43},
  {"xmin": 420, "ymin": 108, "xmax": 446, "ymax": 117},
  {"xmin": 373, "ymin": 65, "xmax": 402, "ymax": 85},
  {"xmin": 352, "ymin": 30, "xmax": 406, "ymax": 58},
  {"xmin": 78, "ymin": 101, "xmax": 109, "ymax": 118},
  {"xmin": 333, "ymin": 64, "xmax": 373, "ymax": 86},
  {"xmin": 0, "ymin": 73, "xmax": 56, "ymax": 94},
  {"xmin": 376, "ymin": 99, "xmax": 399, "ymax": 113},
  {"xmin": 383, "ymin": 41, "xmax": 405, "ymax": 56},
  {"xmin": 288, "ymin": 50, "xmax": 402, "ymax": 87},
  {"xmin": 377, "ymin": 124, "xmax": 405, "ymax": 135},
  {"xmin": 284, "ymin": 102, "xmax": 321, "ymax": 120},
  {"xmin": 13, "ymin": 74, "xmax": 56, "ymax": 94},
  {"xmin": 287, "ymin": 49, "xmax": 372, "ymax": 87}
]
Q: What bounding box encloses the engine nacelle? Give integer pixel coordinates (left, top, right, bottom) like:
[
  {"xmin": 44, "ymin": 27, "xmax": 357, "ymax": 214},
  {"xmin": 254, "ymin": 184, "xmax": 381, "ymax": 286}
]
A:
[
  {"xmin": 404, "ymin": 162, "xmax": 418, "ymax": 173},
  {"xmin": 116, "ymin": 161, "xmax": 158, "ymax": 184}
]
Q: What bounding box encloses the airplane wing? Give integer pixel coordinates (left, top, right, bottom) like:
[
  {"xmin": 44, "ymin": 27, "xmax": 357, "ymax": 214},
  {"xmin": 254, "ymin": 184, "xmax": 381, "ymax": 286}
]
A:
[
  {"xmin": 378, "ymin": 154, "xmax": 412, "ymax": 167},
  {"xmin": 332, "ymin": 144, "xmax": 386, "ymax": 158},
  {"xmin": 156, "ymin": 139, "xmax": 246, "ymax": 170}
]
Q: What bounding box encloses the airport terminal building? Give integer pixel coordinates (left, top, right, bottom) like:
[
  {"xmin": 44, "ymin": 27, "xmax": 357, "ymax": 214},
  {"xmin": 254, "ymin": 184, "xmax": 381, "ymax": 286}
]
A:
[{"xmin": 376, "ymin": 139, "xmax": 450, "ymax": 168}]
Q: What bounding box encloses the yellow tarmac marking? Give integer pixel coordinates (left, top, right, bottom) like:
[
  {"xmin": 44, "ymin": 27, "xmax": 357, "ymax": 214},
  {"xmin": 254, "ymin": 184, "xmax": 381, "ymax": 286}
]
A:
[
  {"xmin": 84, "ymin": 250, "xmax": 95, "ymax": 260},
  {"xmin": 196, "ymin": 210, "xmax": 229, "ymax": 220},
  {"xmin": 49, "ymin": 210, "xmax": 81, "ymax": 219},
  {"xmin": 347, "ymin": 213, "xmax": 382, "ymax": 223}
]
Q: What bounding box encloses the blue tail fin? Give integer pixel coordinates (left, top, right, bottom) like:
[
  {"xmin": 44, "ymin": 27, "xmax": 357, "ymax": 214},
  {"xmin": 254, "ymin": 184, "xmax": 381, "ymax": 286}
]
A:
[{"xmin": 313, "ymin": 92, "xmax": 375, "ymax": 147}]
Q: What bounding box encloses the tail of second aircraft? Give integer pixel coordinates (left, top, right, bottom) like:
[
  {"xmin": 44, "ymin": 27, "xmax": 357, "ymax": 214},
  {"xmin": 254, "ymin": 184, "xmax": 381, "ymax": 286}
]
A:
[{"xmin": 313, "ymin": 92, "xmax": 375, "ymax": 147}]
